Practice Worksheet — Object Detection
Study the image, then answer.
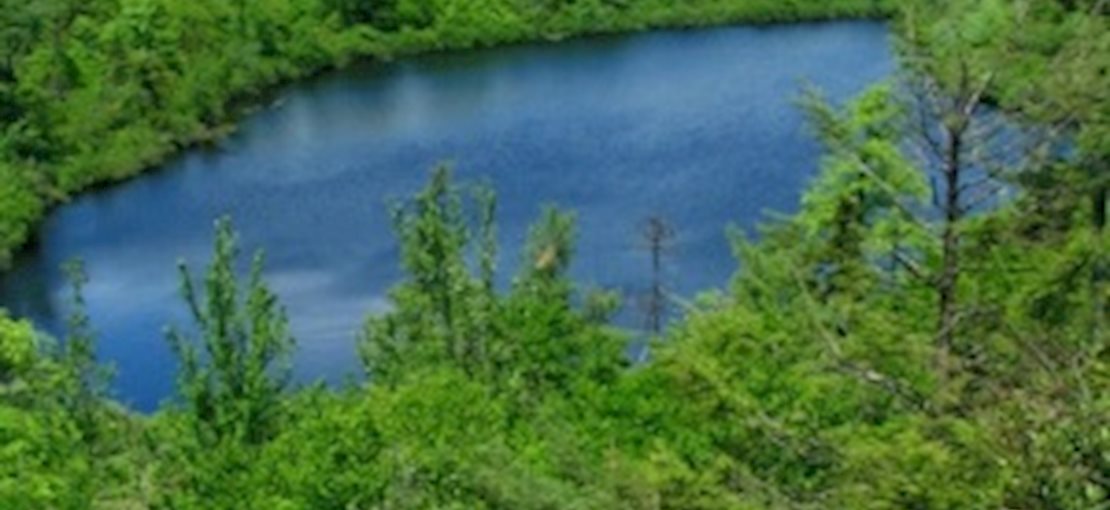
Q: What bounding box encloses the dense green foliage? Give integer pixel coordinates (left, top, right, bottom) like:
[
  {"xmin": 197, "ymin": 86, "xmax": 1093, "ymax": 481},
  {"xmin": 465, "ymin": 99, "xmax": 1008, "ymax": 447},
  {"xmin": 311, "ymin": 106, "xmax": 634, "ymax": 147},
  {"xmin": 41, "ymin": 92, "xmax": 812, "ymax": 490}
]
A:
[
  {"xmin": 1, "ymin": 0, "xmax": 1108, "ymax": 508},
  {"xmin": 0, "ymin": 0, "xmax": 891, "ymax": 267}
]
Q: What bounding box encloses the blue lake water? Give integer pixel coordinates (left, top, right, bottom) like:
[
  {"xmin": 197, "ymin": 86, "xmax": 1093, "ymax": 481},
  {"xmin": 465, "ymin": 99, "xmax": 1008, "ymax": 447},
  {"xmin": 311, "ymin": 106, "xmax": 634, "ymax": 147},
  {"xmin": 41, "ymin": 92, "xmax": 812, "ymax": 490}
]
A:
[{"xmin": 0, "ymin": 21, "xmax": 893, "ymax": 410}]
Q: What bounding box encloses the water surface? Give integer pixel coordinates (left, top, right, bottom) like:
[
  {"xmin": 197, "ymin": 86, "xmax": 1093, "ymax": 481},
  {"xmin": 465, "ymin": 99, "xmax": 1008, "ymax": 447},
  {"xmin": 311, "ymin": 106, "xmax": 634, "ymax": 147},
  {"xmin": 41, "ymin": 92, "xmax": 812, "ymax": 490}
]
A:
[{"xmin": 0, "ymin": 21, "xmax": 893, "ymax": 410}]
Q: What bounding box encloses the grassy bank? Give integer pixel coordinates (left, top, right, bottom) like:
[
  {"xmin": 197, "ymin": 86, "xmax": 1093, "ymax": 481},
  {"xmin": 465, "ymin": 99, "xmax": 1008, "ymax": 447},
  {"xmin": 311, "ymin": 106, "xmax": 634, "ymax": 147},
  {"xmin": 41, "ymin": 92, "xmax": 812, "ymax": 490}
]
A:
[{"xmin": 0, "ymin": 0, "xmax": 892, "ymax": 267}]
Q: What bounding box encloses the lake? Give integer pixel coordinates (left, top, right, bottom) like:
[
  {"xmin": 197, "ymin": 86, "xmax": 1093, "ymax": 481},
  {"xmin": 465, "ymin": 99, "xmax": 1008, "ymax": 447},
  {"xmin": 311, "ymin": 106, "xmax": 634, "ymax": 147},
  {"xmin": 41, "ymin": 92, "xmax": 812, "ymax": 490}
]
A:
[{"xmin": 0, "ymin": 21, "xmax": 893, "ymax": 411}]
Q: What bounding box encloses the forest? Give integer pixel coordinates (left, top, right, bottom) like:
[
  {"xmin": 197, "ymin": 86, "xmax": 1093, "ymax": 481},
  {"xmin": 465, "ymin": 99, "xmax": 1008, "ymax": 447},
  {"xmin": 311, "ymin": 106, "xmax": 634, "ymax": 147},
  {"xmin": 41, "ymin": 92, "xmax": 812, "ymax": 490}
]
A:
[{"xmin": 1, "ymin": 0, "xmax": 1108, "ymax": 508}]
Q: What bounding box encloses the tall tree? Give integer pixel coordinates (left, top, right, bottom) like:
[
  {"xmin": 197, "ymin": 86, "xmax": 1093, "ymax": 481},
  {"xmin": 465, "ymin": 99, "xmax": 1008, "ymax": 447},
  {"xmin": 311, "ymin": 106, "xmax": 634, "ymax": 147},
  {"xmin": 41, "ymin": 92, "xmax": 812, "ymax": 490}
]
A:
[
  {"xmin": 640, "ymin": 216, "xmax": 674, "ymax": 336},
  {"xmin": 58, "ymin": 259, "xmax": 111, "ymax": 443},
  {"xmin": 360, "ymin": 165, "xmax": 485, "ymax": 380},
  {"xmin": 167, "ymin": 217, "xmax": 294, "ymax": 445}
]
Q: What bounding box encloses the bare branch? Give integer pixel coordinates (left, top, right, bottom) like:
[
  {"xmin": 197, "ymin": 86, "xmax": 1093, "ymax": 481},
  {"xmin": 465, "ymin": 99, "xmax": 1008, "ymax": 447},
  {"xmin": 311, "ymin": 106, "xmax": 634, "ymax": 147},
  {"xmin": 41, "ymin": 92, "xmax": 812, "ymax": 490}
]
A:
[
  {"xmin": 961, "ymin": 182, "xmax": 1005, "ymax": 213},
  {"xmin": 961, "ymin": 72, "xmax": 995, "ymax": 121},
  {"xmin": 893, "ymin": 250, "xmax": 932, "ymax": 283}
]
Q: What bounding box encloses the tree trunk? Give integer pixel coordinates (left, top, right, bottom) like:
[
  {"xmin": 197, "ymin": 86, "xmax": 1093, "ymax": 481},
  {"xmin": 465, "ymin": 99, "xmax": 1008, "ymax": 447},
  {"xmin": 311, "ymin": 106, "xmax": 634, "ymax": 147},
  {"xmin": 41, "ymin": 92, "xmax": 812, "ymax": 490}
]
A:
[
  {"xmin": 1093, "ymin": 182, "xmax": 1106, "ymax": 233},
  {"xmin": 937, "ymin": 125, "xmax": 964, "ymax": 367}
]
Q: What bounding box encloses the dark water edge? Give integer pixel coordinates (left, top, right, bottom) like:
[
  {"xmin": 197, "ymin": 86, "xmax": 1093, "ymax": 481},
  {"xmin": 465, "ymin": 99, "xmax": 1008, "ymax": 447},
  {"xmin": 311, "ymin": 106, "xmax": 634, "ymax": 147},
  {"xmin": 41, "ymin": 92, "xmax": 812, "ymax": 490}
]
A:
[{"xmin": 0, "ymin": 21, "xmax": 894, "ymax": 411}]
